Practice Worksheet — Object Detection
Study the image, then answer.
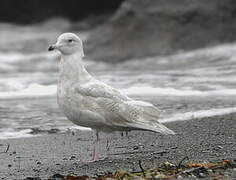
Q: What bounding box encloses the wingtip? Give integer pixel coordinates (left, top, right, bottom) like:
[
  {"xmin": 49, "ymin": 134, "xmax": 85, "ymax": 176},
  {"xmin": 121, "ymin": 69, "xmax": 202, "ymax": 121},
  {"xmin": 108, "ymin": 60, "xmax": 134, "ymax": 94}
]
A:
[
  {"xmin": 158, "ymin": 124, "xmax": 176, "ymax": 135},
  {"xmin": 127, "ymin": 122, "xmax": 176, "ymax": 135},
  {"xmin": 165, "ymin": 129, "xmax": 176, "ymax": 135}
]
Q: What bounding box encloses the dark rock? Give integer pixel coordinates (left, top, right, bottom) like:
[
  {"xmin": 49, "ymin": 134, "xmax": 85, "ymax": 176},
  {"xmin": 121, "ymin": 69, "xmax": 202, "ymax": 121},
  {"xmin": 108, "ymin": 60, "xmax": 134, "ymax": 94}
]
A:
[
  {"xmin": 47, "ymin": 128, "xmax": 60, "ymax": 134},
  {"xmin": 23, "ymin": 177, "xmax": 41, "ymax": 180},
  {"xmin": 70, "ymin": 155, "xmax": 76, "ymax": 160},
  {"xmin": 0, "ymin": 0, "xmax": 124, "ymax": 24},
  {"xmin": 86, "ymin": 0, "xmax": 236, "ymax": 62},
  {"xmin": 49, "ymin": 173, "xmax": 64, "ymax": 180}
]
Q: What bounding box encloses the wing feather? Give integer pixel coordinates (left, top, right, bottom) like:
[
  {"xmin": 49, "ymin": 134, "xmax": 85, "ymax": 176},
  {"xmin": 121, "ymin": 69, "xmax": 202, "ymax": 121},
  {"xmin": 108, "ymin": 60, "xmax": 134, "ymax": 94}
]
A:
[{"xmin": 75, "ymin": 81, "xmax": 129, "ymax": 101}]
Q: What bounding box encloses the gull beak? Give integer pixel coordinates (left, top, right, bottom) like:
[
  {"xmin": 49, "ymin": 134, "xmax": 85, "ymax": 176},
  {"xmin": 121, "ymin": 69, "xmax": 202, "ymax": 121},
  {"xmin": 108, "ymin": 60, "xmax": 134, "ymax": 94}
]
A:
[{"xmin": 48, "ymin": 44, "xmax": 57, "ymax": 51}]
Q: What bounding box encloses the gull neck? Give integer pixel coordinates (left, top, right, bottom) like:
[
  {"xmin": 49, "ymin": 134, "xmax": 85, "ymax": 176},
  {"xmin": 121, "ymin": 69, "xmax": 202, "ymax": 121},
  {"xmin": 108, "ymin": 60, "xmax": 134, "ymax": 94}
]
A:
[{"xmin": 59, "ymin": 52, "xmax": 91, "ymax": 83}]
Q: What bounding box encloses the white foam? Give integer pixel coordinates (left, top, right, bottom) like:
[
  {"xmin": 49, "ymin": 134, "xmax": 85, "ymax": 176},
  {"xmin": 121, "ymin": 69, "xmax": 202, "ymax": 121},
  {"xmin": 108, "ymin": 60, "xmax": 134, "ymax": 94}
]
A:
[
  {"xmin": 0, "ymin": 129, "xmax": 34, "ymax": 140},
  {"xmin": 66, "ymin": 126, "xmax": 91, "ymax": 131},
  {"xmin": 0, "ymin": 84, "xmax": 56, "ymax": 99},
  {"xmin": 160, "ymin": 107, "xmax": 236, "ymax": 123}
]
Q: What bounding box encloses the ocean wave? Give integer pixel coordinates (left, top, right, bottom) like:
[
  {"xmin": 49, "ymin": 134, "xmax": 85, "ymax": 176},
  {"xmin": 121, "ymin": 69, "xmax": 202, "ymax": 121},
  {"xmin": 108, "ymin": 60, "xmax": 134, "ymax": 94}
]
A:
[
  {"xmin": 123, "ymin": 85, "xmax": 236, "ymax": 96},
  {"xmin": 0, "ymin": 126, "xmax": 90, "ymax": 140},
  {"xmin": 0, "ymin": 83, "xmax": 236, "ymax": 99}
]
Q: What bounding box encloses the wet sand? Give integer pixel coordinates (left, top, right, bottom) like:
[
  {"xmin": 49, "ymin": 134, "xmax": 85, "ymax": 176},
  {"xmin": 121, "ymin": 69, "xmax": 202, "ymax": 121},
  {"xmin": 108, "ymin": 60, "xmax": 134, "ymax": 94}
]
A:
[{"xmin": 0, "ymin": 112, "xmax": 236, "ymax": 179}]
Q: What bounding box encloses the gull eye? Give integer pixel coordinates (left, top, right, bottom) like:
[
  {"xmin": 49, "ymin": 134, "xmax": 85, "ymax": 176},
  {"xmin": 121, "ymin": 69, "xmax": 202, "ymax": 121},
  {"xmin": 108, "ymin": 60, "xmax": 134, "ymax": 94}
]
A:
[{"xmin": 68, "ymin": 39, "xmax": 73, "ymax": 43}]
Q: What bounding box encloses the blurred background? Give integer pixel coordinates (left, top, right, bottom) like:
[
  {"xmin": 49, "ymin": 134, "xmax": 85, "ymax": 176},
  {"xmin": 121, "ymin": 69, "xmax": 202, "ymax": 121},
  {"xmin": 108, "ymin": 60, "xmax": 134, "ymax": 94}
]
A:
[{"xmin": 1, "ymin": 0, "xmax": 236, "ymax": 139}]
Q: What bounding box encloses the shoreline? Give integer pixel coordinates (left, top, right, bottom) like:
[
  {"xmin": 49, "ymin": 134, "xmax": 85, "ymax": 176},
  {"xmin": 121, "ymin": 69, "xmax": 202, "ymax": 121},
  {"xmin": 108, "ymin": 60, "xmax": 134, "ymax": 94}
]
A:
[{"xmin": 0, "ymin": 113, "xmax": 236, "ymax": 179}]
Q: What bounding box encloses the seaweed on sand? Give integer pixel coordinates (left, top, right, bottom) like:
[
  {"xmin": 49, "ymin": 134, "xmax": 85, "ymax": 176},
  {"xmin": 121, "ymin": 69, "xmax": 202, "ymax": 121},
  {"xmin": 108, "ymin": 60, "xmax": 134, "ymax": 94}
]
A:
[{"xmin": 40, "ymin": 159, "xmax": 236, "ymax": 180}]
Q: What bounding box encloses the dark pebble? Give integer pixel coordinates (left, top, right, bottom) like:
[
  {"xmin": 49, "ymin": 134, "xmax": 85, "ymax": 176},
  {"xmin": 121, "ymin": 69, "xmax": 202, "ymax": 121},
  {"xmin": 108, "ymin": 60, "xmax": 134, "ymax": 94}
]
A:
[
  {"xmin": 50, "ymin": 173, "xmax": 64, "ymax": 180},
  {"xmin": 70, "ymin": 155, "xmax": 76, "ymax": 160},
  {"xmin": 23, "ymin": 177, "xmax": 41, "ymax": 180}
]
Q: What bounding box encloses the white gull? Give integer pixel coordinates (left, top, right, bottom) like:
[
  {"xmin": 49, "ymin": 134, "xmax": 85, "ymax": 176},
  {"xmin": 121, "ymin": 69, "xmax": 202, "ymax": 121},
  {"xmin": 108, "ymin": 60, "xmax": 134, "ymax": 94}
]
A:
[{"xmin": 48, "ymin": 33, "xmax": 175, "ymax": 161}]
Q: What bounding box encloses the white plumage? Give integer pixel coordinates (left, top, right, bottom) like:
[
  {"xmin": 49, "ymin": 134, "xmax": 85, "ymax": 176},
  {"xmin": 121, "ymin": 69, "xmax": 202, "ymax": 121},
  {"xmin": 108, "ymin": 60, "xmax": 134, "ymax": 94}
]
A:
[{"xmin": 49, "ymin": 33, "xmax": 175, "ymax": 161}]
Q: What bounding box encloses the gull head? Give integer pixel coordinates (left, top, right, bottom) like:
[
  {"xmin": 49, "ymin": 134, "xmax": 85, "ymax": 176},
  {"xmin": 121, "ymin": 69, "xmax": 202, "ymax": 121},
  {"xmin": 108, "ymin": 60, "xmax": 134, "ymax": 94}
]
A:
[{"xmin": 48, "ymin": 33, "xmax": 84, "ymax": 56}]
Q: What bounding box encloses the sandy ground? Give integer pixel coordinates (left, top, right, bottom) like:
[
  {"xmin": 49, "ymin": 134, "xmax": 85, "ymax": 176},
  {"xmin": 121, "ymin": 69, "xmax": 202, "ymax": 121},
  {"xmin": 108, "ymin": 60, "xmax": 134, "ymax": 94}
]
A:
[{"xmin": 0, "ymin": 112, "xmax": 236, "ymax": 179}]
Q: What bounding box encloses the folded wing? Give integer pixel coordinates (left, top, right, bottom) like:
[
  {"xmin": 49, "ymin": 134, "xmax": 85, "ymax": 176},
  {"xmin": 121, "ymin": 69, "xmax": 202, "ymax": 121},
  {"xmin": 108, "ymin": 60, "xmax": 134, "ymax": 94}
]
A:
[{"xmin": 75, "ymin": 81, "xmax": 175, "ymax": 135}]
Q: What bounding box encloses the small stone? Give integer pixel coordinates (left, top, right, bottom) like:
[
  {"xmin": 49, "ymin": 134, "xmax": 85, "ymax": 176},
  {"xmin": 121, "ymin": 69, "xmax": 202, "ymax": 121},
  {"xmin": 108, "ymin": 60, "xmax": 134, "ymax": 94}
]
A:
[
  {"xmin": 8, "ymin": 164, "xmax": 12, "ymax": 168},
  {"xmin": 48, "ymin": 128, "xmax": 59, "ymax": 134},
  {"xmin": 154, "ymin": 174, "xmax": 165, "ymax": 179},
  {"xmin": 207, "ymin": 169, "xmax": 213, "ymax": 173},
  {"xmin": 198, "ymin": 173, "xmax": 206, "ymax": 178},
  {"xmin": 177, "ymin": 175, "xmax": 183, "ymax": 179}
]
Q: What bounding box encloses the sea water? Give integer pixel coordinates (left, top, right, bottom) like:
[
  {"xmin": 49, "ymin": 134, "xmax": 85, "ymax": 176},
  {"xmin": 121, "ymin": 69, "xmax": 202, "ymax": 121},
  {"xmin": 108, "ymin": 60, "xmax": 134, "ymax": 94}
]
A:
[{"xmin": 0, "ymin": 19, "xmax": 236, "ymax": 139}]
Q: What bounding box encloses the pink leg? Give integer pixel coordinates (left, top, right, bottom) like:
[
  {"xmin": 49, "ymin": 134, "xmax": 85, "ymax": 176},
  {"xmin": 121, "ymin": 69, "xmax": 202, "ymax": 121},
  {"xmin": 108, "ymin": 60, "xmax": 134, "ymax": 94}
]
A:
[
  {"xmin": 92, "ymin": 131, "xmax": 112, "ymax": 161},
  {"xmin": 89, "ymin": 131, "xmax": 115, "ymax": 162},
  {"xmin": 106, "ymin": 138, "xmax": 110, "ymax": 151},
  {"xmin": 92, "ymin": 131, "xmax": 100, "ymax": 161}
]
